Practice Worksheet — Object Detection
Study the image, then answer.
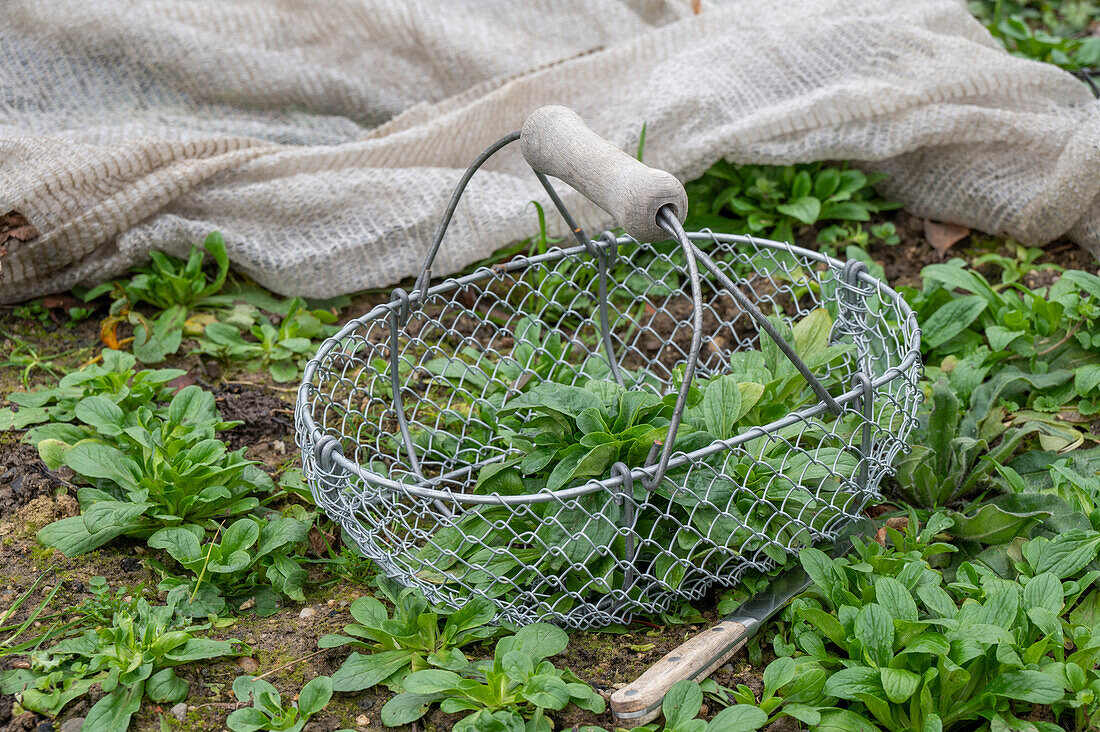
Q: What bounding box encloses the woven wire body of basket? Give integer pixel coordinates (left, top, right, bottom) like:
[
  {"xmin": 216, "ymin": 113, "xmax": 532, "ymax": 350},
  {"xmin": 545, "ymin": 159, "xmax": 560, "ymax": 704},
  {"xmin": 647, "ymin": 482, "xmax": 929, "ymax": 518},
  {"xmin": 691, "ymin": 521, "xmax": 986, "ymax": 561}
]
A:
[{"xmin": 296, "ymin": 131, "xmax": 922, "ymax": 630}]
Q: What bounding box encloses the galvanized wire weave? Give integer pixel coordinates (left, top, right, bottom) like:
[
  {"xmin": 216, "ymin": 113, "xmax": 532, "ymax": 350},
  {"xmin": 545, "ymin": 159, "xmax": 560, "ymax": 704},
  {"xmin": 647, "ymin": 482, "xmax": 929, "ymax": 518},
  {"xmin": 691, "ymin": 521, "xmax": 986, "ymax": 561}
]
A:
[{"xmin": 296, "ymin": 142, "xmax": 922, "ymax": 629}]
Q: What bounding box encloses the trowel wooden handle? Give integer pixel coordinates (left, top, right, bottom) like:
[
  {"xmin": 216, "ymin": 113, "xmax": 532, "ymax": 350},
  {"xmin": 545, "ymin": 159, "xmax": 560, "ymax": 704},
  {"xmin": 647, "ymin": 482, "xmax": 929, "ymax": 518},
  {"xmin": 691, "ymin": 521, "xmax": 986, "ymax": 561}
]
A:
[
  {"xmin": 610, "ymin": 619, "xmax": 750, "ymax": 727},
  {"xmin": 519, "ymin": 105, "xmax": 687, "ymax": 243}
]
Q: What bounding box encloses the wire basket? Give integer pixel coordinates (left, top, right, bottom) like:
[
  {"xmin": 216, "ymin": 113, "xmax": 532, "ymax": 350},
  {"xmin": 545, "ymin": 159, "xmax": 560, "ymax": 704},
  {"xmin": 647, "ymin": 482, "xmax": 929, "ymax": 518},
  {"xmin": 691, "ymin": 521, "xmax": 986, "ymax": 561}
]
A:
[{"xmin": 296, "ymin": 106, "xmax": 922, "ymax": 629}]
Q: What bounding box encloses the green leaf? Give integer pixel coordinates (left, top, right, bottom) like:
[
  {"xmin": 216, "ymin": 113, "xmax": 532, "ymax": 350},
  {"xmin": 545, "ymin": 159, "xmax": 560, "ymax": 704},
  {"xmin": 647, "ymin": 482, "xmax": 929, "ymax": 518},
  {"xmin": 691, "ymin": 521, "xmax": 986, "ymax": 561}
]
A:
[
  {"xmin": 781, "ymin": 704, "xmax": 822, "ymax": 726},
  {"xmin": 297, "ymin": 676, "xmax": 333, "ymax": 718},
  {"xmin": 922, "ymin": 262, "xmax": 1001, "ymax": 303},
  {"xmin": 502, "ymin": 650, "xmax": 535, "ymax": 682},
  {"xmin": 37, "ymin": 501, "xmax": 151, "ymax": 556},
  {"xmin": 37, "ymin": 439, "xmax": 73, "ymax": 471},
  {"xmin": 169, "ymin": 384, "xmax": 218, "ymax": 425},
  {"xmin": 512, "ymin": 623, "xmax": 568, "ymax": 662},
  {"xmin": 133, "ymin": 305, "xmax": 186, "ymax": 363},
  {"xmin": 986, "ymin": 325, "xmax": 1026, "ymax": 352},
  {"xmin": 815, "ymin": 709, "xmax": 880, "ymax": 732},
  {"xmin": 922, "ymin": 295, "xmax": 987, "ymax": 349},
  {"xmin": 824, "ymin": 666, "xmax": 882, "ymax": 701},
  {"xmin": 63, "ymin": 442, "xmax": 139, "ymax": 490},
  {"xmin": 221, "ymin": 518, "xmax": 261, "ymax": 556},
  {"xmin": 791, "ymin": 170, "xmax": 812, "ymax": 200},
  {"xmin": 499, "ymin": 383, "xmax": 601, "ymax": 420},
  {"xmin": 791, "ymin": 308, "xmax": 832, "ymax": 361},
  {"xmin": 799, "ymin": 607, "xmax": 848, "ymax": 649},
  {"xmin": 948, "ymin": 504, "xmax": 1047, "ymax": 545},
  {"xmin": 879, "ymin": 667, "xmax": 920, "ymax": 704},
  {"xmin": 1025, "ymin": 530, "xmax": 1100, "ymax": 579},
  {"xmin": 736, "ymin": 382, "xmax": 765, "ymax": 420},
  {"xmin": 813, "ymin": 168, "xmax": 841, "ymax": 199},
  {"xmin": 74, "ymin": 396, "xmax": 125, "ymax": 435},
  {"xmin": 854, "ymin": 604, "xmax": 893, "ymax": 667},
  {"xmin": 1061, "ymin": 270, "xmax": 1100, "ymax": 300},
  {"xmin": 708, "ymin": 704, "xmax": 768, "ymax": 732},
  {"xmin": 821, "ymin": 201, "xmax": 872, "ymax": 221},
  {"xmin": 146, "ymin": 668, "xmax": 189, "ymax": 703},
  {"xmin": 381, "ymin": 692, "xmax": 443, "ymax": 727},
  {"xmin": 900, "ymin": 634, "xmax": 951, "ymax": 656},
  {"xmin": 662, "ymin": 680, "xmax": 703, "ymax": 728},
  {"xmin": 148, "ymin": 526, "xmax": 203, "ymax": 565},
  {"xmin": 702, "ymin": 375, "xmax": 741, "ymax": 440},
  {"xmin": 331, "ymin": 650, "xmax": 414, "ymax": 692},
  {"xmin": 1076, "ymin": 365, "xmax": 1100, "ymax": 396},
  {"xmin": 545, "ymin": 443, "xmax": 617, "ymax": 491},
  {"xmin": 776, "ymin": 196, "xmax": 821, "ymax": 225},
  {"xmin": 256, "ymin": 517, "xmax": 310, "ymax": 557},
  {"xmin": 167, "ymin": 637, "xmax": 238, "ymax": 662},
  {"xmin": 227, "ymin": 707, "xmax": 272, "ymax": 732},
  {"xmin": 522, "ymin": 674, "xmax": 571, "ymax": 710},
  {"xmin": 980, "ymin": 671, "xmax": 1063, "ymax": 704},
  {"xmin": 873, "ymin": 577, "xmax": 917, "ymax": 622},
  {"xmin": 402, "ymin": 669, "xmax": 463, "ymax": 694},
  {"xmin": 762, "ymin": 657, "xmax": 795, "ymax": 698},
  {"xmin": 270, "ymin": 360, "xmax": 300, "ymax": 383},
  {"xmin": 800, "ymin": 547, "xmax": 846, "ymax": 607},
  {"xmin": 349, "ymin": 596, "xmax": 388, "ymax": 628},
  {"xmin": 84, "ymin": 682, "xmax": 144, "ymax": 732},
  {"xmin": 922, "ymin": 715, "xmax": 943, "ymax": 732}
]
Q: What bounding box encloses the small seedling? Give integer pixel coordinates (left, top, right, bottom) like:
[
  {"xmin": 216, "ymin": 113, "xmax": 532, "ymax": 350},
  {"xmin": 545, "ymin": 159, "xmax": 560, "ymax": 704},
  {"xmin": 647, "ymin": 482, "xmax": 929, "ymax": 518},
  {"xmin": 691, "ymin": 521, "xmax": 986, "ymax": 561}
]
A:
[
  {"xmin": 1, "ymin": 596, "xmax": 241, "ymax": 731},
  {"xmin": 381, "ymin": 623, "xmax": 604, "ymax": 732},
  {"xmin": 328, "ymin": 581, "xmax": 503, "ymax": 692},
  {"xmin": 228, "ymin": 675, "xmax": 333, "ymax": 732}
]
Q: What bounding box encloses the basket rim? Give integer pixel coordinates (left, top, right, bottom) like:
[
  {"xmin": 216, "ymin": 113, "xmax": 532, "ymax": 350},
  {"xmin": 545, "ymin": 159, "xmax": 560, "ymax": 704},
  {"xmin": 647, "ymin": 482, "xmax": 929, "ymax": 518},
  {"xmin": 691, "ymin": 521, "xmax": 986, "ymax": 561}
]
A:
[{"xmin": 296, "ymin": 231, "xmax": 922, "ymax": 506}]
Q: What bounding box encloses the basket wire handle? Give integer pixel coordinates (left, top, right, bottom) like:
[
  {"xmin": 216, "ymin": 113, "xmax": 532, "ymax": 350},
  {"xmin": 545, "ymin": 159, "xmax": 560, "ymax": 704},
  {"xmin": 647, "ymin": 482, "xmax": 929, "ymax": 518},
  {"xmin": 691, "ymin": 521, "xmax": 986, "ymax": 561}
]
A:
[{"xmin": 410, "ymin": 105, "xmax": 842, "ymax": 491}]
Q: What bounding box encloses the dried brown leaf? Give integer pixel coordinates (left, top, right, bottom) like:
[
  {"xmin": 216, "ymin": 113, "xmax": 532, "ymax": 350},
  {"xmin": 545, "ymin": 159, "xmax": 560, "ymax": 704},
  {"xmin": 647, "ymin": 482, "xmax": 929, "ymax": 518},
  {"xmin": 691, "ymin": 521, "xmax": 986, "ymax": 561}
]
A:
[
  {"xmin": 0, "ymin": 211, "xmax": 38, "ymax": 243},
  {"xmin": 923, "ymin": 220, "xmax": 970, "ymax": 257}
]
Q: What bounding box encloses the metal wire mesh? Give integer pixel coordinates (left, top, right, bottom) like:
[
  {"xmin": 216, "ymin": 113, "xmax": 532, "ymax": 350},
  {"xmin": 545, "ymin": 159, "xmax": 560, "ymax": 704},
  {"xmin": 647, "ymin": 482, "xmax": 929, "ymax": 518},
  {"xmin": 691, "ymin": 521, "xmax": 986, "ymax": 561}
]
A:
[{"xmin": 297, "ymin": 226, "xmax": 921, "ymax": 629}]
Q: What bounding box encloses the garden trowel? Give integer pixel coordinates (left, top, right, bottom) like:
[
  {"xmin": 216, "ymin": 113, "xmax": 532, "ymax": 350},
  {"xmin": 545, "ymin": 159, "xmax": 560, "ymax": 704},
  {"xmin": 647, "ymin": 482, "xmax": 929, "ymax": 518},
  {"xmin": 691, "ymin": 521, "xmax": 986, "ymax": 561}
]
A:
[{"xmin": 610, "ymin": 517, "xmax": 874, "ymax": 727}]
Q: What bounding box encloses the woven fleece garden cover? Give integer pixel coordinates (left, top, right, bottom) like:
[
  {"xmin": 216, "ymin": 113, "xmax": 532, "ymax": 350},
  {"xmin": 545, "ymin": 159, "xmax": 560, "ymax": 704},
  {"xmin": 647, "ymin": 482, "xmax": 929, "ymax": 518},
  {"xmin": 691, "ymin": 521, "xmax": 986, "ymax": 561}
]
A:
[{"xmin": 1, "ymin": 0, "xmax": 1098, "ymax": 304}]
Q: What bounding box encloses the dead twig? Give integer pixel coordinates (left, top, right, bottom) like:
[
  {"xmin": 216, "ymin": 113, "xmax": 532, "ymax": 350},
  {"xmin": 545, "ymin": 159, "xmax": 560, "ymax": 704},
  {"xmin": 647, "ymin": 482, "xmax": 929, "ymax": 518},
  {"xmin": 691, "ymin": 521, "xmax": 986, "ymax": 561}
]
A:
[{"xmin": 255, "ymin": 648, "xmax": 329, "ymax": 680}]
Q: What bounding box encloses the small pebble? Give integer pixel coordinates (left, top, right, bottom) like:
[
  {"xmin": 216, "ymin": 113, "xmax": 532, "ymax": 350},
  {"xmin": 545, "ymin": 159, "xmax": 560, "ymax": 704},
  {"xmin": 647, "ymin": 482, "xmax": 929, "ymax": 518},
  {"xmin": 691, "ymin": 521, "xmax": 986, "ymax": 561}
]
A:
[
  {"xmin": 237, "ymin": 656, "xmax": 260, "ymax": 673},
  {"xmin": 35, "ymin": 721, "xmax": 55, "ymax": 732},
  {"xmin": 356, "ymin": 694, "xmax": 375, "ymax": 710},
  {"xmin": 356, "ymin": 714, "xmax": 370, "ymax": 727},
  {"xmin": 299, "ymin": 607, "xmax": 316, "ymax": 620},
  {"xmin": 239, "ymin": 598, "xmax": 256, "ymax": 611},
  {"xmin": 134, "ymin": 546, "xmax": 146, "ymax": 555},
  {"xmin": 59, "ymin": 717, "xmax": 84, "ymax": 732},
  {"xmin": 171, "ymin": 703, "xmax": 187, "ymax": 721}
]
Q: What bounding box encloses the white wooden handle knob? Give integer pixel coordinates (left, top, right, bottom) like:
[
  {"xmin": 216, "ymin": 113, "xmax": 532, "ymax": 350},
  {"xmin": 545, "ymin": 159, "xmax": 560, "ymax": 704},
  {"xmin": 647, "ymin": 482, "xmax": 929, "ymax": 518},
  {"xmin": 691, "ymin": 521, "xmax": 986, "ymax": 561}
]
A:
[{"xmin": 520, "ymin": 106, "xmax": 688, "ymax": 243}]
